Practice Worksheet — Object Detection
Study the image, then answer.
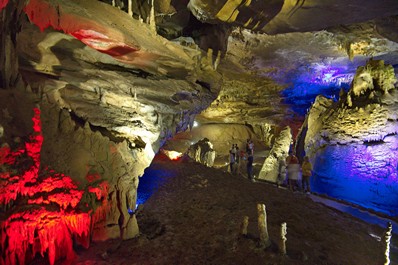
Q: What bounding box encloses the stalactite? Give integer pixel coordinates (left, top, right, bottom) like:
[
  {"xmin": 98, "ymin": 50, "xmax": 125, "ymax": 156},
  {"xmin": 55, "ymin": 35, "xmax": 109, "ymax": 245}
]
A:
[
  {"xmin": 149, "ymin": 0, "xmax": 156, "ymax": 33},
  {"xmin": 0, "ymin": 108, "xmax": 110, "ymax": 264},
  {"xmin": 128, "ymin": 0, "xmax": 133, "ymax": 16},
  {"xmin": 207, "ymin": 48, "xmax": 213, "ymax": 67},
  {"xmin": 214, "ymin": 50, "xmax": 221, "ymax": 70}
]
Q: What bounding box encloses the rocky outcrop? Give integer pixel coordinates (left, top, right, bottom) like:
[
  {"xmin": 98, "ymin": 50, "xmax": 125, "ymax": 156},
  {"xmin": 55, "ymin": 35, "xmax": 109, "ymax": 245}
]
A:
[
  {"xmin": 303, "ymin": 60, "xmax": 398, "ymax": 215},
  {"xmin": 187, "ymin": 138, "xmax": 215, "ymax": 167},
  {"xmin": 187, "ymin": 0, "xmax": 398, "ymax": 35},
  {"xmin": 0, "ymin": 91, "xmax": 148, "ymax": 264},
  {"xmin": 257, "ymin": 126, "xmax": 292, "ymax": 183},
  {"xmin": 0, "ymin": 0, "xmax": 27, "ymax": 89},
  {"xmin": 1, "ymin": 0, "xmax": 221, "ymax": 264},
  {"xmin": 305, "ymin": 60, "xmax": 398, "ymax": 150}
]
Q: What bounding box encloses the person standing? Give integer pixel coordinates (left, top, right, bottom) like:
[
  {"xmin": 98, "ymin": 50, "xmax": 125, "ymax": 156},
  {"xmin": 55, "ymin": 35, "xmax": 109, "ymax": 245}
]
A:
[
  {"xmin": 234, "ymin": 144, "xmax": 240, "ymax": 175},
  {"xmin": 246, "ymin": 139, "xmax": 254, "ymax": 155},
  {"xmin": 229, "ymin": 147, "xmax": 236, "ymax": 173},
  {"xmin": 238, "ymin": 149, "xmax": 245, "ymax": 175},
  {"xmin": 277, "ymin": 157, "xmax": 287, "ymax": 187},
  {"xmin": 246, "ymin": 140, "xmax": 254, "ymax": 181},
  {"xmin": 286, "ymin": 151, "xmax": 300, "ymax": 191},
  {"xmin": 301, "ymin": 156, "xmax": 313, "ymax": 193},
  {"xmin": 247, "ymin": 153, "xmax": 254, "ymax": 181}
]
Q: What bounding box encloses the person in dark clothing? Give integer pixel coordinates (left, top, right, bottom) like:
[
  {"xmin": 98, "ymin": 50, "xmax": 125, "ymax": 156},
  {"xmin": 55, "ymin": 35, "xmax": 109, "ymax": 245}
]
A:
[
  {"xmin": 246, "ymin": 140, "xmax": 254, "ymax": 181},
  {"xmin": 229, "ymin": 149, "xmax": 236, "ymax": 173},
  {"xmin": 247, "ymin": 154, "xmax": 254, "ymax": 181},
  {"xmin": 246, "ymin": 139, "xmax": 254, "ymax": 156}
]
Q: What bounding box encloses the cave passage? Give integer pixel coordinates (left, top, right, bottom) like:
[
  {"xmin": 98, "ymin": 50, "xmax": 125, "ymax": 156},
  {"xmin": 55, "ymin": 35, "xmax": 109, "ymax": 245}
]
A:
[{"xmin": 136, "ymin": 153, "xmax": 178, "ymax": 208}]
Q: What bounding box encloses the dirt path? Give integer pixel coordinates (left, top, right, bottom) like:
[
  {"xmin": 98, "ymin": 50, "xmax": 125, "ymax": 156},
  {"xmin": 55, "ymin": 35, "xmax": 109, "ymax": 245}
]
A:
[{"xmin": 73, "ymin": 155, "xmax": 392, "ymax": 265}]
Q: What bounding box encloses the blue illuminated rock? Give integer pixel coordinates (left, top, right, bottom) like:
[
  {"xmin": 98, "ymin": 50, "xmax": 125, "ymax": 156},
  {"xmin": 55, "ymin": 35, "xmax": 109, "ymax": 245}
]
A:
[{"xmin": 303, "ymin": 59, "xmax": 398, "ymax": 215}]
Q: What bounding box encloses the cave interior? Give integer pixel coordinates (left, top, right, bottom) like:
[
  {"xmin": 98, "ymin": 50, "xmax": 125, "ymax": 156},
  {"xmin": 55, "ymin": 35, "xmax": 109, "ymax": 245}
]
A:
[{"xmin": 1, "ymin": 0, "xmax": 398, "ymax": 264}]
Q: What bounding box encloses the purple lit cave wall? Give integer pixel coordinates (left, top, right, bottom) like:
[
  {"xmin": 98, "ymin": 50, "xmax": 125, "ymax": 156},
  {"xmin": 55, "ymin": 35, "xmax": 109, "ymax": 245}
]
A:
[
  {"xmin": 281, "ymin": 65, "xmax": 353, "ymax": 116},
  {"xmin": 311, "ymin": 136, "xmax": 398, "ymax": 216},
  {"xmin": 298, "ymin": 60, "xmax": 398, "ymax": 216}
]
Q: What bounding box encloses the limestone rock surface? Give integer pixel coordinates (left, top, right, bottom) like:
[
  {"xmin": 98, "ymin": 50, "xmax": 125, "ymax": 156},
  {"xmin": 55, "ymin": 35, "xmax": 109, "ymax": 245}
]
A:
[
  {"xmin": 303, "ymin": 60, "xmax": 398, "ymax": 215},
  {"xmin": 187, "ymin": 138, "xmax": 215, "ymax": 167},
  {"xmin": 257, "ymin": 126, "xmax": 292, "ymax": 183}
]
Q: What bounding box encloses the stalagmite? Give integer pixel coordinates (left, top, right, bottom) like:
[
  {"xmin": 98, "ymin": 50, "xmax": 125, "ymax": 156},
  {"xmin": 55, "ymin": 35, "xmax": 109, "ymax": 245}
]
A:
[
  {"xmin": 257, "ymin": 203, "xmax": 271, "ymax": 248},
  {"xmin": 240, "ymin": 216, "xmax": 249, "ymax": 236},
  {"xmin": 280, "ymin": 222, "xmax": 287, "ymax": 255},
  {"xmin": 384, "ymin": 222, "xmax": 392, "ymax": 265},
  {"xmin": 112, "ymin": 0, "xmax": 115, "ymax": 7}
]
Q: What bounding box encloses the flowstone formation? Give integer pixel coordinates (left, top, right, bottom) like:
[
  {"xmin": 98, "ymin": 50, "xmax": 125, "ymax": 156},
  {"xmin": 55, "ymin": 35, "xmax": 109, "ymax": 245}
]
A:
[
  {"xmin": 0, "ymin": 91, "xmax": 150, "ymax": 264},
  {"xmin": 257, "ymin": 126, "xmax": 292, "ymax": 183},
  {"xmin": 0, "ymin": 0, "xmax": 221, "ymax": 264},
  {"xmin": 0, "ymin": 105, "xmax": 104, "ymax": 264},
  {"xmin": 301, "ymin": 60, "xmax": 398, "ymax": 215}
]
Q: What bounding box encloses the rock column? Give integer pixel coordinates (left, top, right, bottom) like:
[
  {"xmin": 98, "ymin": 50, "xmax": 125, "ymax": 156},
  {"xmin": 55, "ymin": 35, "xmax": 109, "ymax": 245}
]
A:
[
  {"xmin": 280, "ymin": 222, "xmax": 287, "ymax": 255},
  {"xmin": 257, "ymin": 203, "xmax": 271, "ymax": 248},
  {"xmin": 384, "ymin": 222, "xmax": 392, "ymax": 265}
]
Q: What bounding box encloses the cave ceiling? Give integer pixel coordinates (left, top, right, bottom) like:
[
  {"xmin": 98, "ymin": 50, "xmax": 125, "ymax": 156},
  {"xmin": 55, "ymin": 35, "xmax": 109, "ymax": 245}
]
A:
[{"xmin": 13, "ymin": 0, "xmax": 398, "ymax": 138}]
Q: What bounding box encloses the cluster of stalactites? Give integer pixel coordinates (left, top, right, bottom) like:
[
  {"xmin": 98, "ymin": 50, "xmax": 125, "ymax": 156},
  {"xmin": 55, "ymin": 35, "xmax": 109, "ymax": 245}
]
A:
[
  {"xmin": 0, "ymin": 108, "xmax": 109, "ymax": 265},
  {"xmin": 345, "ymin": 59, "xmax": 397, "ymax": 107}
]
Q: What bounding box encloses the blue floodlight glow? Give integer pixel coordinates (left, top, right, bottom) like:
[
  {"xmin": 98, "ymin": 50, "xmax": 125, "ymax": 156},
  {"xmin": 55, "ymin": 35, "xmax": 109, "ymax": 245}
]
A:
[
  {"xmin": 135, "ymin": 158, "xmax": 175, "ymax": 208},
  {"xmin": 280, "ymin": 64, "xmax": 353, "ymax": 115},
  {"xmin": 311, "ymin": 136, "xmax": 398, "ymax": 216},
  {"xmin": 275, "ymin": 59, "xmax": 398, "ymax": 216}
]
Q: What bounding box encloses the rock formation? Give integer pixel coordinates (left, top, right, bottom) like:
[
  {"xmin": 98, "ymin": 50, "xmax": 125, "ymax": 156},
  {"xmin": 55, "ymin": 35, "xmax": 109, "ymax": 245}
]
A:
[
  {"xmin": 1, "ymin": 0, "xmax": 398, "ymax": 264},
  {"xmin": 187, "ymin": 138, "xmax": 215, "ymax": 167},
  {"xmin": 301, "ymin": 59, "xmax": 398, "ymax": 215},
  {"xmin": 0, "ymin": 1, "xmax": 220, "ymax": 264},
  {"xmin": 257, "ymin": 126, "xmax": 292, "ymax": 183}
]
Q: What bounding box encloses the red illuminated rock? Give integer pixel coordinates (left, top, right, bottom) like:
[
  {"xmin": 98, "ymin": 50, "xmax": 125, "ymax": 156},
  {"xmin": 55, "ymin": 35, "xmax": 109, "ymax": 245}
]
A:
[{"xmin": 0, "ymin": 108, "xmax": 110, "ymax": 265}]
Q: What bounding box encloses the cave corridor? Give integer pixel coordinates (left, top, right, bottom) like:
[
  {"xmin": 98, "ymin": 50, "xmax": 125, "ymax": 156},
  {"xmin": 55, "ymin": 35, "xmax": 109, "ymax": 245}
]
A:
[{"xmin": 1, "ymin": 0, "xmax": 398, "ymax": 264}]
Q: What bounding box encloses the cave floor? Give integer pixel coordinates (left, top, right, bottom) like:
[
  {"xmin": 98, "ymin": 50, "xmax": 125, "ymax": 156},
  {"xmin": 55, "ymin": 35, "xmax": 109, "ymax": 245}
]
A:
[{"xmin": 69, "ymin": 154, "xmax": 397, "ymax": 265}]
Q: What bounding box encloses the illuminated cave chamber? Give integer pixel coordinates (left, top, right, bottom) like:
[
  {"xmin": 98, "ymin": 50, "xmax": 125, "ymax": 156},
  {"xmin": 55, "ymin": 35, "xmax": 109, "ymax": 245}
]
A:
[
  {"xmin": 0, "ymin": 0, "xmax": 221, "ymax": 264},
  {"xmin": 1, "ymin": 0, "xmax": 398, "ymax": 264},
  {"xmin": 299, "ymin": 59, "xmax": 398, "ymax": 216}
]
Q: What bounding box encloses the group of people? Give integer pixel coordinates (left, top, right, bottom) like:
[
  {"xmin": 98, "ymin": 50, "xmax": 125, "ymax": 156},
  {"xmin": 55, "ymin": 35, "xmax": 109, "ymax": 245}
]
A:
[
  {"xmin": 228, "ymin": 140, "xmax": 313, "ymax": 191},
  {"xmin": 229, "ymin": 139, "xmax": 255, "ymax": 181},
  {"xmin": 280, "ymin": 152, "xmax": 313, "ymax": 193}
]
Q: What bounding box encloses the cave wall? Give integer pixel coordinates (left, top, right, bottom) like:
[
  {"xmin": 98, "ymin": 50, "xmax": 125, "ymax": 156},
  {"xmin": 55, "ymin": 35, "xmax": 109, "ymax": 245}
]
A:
[
  {"xmin": 310, "ymin": 138, "xmax": 398, "ymax": 215},
  {"xmin": 0, "ymin": 0, "xmax": 222, "ymax": 264},
  {"xmin": 40, "ymin": 103, "xmax": 147, "ymax": 240},
  {"xmin": 304, "ymin": 60, "xmax": 398, "ymax": 215}
]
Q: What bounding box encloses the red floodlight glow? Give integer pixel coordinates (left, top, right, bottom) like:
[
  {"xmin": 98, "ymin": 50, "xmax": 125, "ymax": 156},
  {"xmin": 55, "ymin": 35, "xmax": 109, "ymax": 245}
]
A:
[{"xmin": 0, "ymin": 108, "xmax": 109, "ymax": 265}]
